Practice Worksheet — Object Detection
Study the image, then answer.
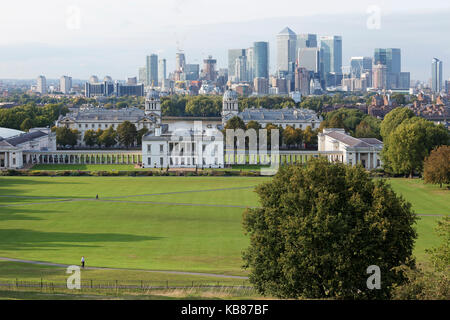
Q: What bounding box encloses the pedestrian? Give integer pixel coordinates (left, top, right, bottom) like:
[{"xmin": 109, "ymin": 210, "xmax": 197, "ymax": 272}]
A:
[
  {"xmin": 81, "ymin": 256, "xmax": 85, "ymax": 268},
  {"xmin": 96, "ymin": 194, "xmax": 98, "ymax": 200}
]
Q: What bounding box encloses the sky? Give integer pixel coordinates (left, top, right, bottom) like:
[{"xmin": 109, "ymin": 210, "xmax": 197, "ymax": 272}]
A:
[{"xmin": 0, "ymin": 0, "xmax": 449, "ymax": 81}]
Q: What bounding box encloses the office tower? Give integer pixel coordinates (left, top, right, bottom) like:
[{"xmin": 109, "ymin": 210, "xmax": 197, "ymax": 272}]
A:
[
  {"xmin": 59, "ymin": 75, "xmax": 72, "ymax": 94},
  {"xmin": 350, "ymin": 57, "xmax": 373, "ymax": 78},
  {"xmin": 36, "ymin": 75, "xmax": 47, "ymax": 94},
  {"xmin": 298, "ymin": 48, "xmax": 320, "ymax": 73},
  {"xmin": 185, "ymin": 64, "xmax": 200, "ymax": 81},
  {"xmin": 399, "ymin": 72, "xmax": 411, "ymax": 89},
  {"xmin": 114, "ymin": 83, "xmax": 145, "ymax": 97},
  {"xmin": 146, "ymin": 54, "xmax": 158, "ymax": 86},
  {"xmin": 296, "ymin": 34, "xmax": 317, "ymax": 52},
  {"xmin": 235, "ymin": 56, "xmax": 248, "ymax": 82},
  {"xmin": 254, "ymin": 77, "xmax": 269, "ymax": 95},
  {"xmin": 374, "ymin": 48, "xmax": 401, "ymax": 74},
  {"xmin": 246, "ymin": 47, "xmax": 254, "ymax": 81},
  {"xmin": 431, "ymin": 58, "xmax": 443, "ymax": 93},
  {"xmin": 445, "ymin": 79, "xmax": 450, "ymax": 94},
  {"xmin": 320, "ymin": 36, "xmax": 343, "ymax": 83},
  {"xmin": 254, "ymin": 41, "xmax": 269, "ymax": 79},
  {"xmin": 277, "ymin": 27, "xmax": 297, "ymax": 73},
  {"xmin": 89, "ymin": 75, "xmax": 99, "ymax": 84},
  {"xmin": 294, "ymin": 67, "xmax": 310, "ymax": 96},
  {"xmin": 373, "ymin": 64, "xmax": 388, "ymax": 90},
  {"xmin": 228, "ymin": 49, "xmax": 246, "ymax": 80},
  {"xmin": 176, "ymin": 52, "xmax": 186, "ymax": 72},
  {"xmin": 138, "ymin": 67, "xmax": 146, "ymax": 84},
  {"xmin": 201, "ymin": 56, "xmax": 217, "ymax": 82},
  {"xmin": 158, "ymin": 59, "xmax": 167, "ymax": 86}
]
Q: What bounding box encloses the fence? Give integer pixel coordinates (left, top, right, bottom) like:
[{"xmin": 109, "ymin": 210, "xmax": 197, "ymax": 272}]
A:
[{"xmin": 0, "ymin": 279, "xmax": 255, "ymax": 296}]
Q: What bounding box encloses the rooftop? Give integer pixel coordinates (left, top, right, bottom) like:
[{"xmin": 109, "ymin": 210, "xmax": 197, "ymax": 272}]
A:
[{"xmin": 239, "ymin": 108, "xmax": 321, "ymax": 122}]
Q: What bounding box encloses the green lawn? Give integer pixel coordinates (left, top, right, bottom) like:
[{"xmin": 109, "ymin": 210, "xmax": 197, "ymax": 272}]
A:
[
  {"xmin": 31, "ymin": 164, "xmax": 147, "ymax": 171},
  {"xmin": 0, "ymin": 176, "xmax": 447, "ymax": 283}
]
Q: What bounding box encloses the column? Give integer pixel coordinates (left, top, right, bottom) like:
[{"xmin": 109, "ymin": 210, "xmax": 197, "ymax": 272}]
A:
[{"xmin": 368, "ymin": 152, "xmax": 372, "ymax": 170}]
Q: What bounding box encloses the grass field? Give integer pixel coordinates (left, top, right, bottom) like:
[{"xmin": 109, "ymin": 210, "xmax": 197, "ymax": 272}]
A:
[{"xmin": 0, "ymin": 175, "xmax": 448, "ymax": 298}]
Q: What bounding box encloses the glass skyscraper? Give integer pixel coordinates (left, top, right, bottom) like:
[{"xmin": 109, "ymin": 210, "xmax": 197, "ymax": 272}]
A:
[
  {"xmin": 254, "ymin": 41, "xmax": 269, "ymax": 79},
  {"xmin": 374, "ymin": 48, "xmax": 401, "ymax": 74},
  {"xmin": 277, "ymin": 27, "xmax": 297, "ymax": 73},
  {"xmin": 146, "ymin": 54, "xmax": 158, "ymax": 86},
  {"xmin": 228, "ymin": 49, "xmax": 246, "ymax": 80},
  {"xmin": 320, "ymin": 36, "xmax": 343, "ymax": 87},
  {"xmin": 432, "ymin": 58, "xmax": 443, "ymax": 93}
]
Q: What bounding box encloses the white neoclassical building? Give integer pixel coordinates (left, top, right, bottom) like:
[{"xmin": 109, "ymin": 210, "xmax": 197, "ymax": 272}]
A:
[
  {"xmin": 318, "ymin": 128, "xmax": 383, "ymax": 169},
  {"xmin": 142, "ymin": 123, "xmax": 224, "ymax": 169},
  {"xmin": 0, "ymin": 128, "xmax": 56, "ymax": 169}
]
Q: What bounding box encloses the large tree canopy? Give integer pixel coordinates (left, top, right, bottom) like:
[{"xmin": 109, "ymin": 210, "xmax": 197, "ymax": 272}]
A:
[{"xmin": 243, "ymin": 159, "xmax": 417, "ymax": 300}]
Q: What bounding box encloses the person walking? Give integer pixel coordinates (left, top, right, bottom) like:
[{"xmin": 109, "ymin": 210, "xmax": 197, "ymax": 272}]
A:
[
  {"xmin": 81, "ymin": 256, "xmax": 85, "ymax": 268},
  {"xmin": 96, "ymin": 194, "xmax": 99, "ymax": 200}
]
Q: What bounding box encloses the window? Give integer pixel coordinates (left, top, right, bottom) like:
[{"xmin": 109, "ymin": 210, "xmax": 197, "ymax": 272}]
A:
[
  {"xmin": 193, "ymin": 158, "xmax": 196, "ymax": 165},
  {"xmin": 147, "ymin": 145, "xmax": 151, "ymax": 153},
  {"xmin": 92, "ymin": 124, "xmax": 95, "ymax": 128},
  {"xmin": 160, "ymin": 144, "xmax": 164, "ymax": 153},
  {"xmin": 160, "ymin": 158, "xmax": 164, "ymax": 166},
  {"xmin": 147, "ymin": 157, "xmax": 151, "ymax": 165},
  {"xmin": 181, "ymin": 158, "xmax": 185, "ymax": 166}
]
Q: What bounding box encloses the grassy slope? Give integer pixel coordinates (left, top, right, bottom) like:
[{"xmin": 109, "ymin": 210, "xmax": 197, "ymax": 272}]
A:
[{"xmin": 0, "ymin": 176, "xmax": 447, "ymax": 277}]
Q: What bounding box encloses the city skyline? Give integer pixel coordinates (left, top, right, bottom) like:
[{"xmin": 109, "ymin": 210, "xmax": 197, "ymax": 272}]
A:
[{"xmin": 0, "ymin": 2, "xmax": 449, "ymax": 81}]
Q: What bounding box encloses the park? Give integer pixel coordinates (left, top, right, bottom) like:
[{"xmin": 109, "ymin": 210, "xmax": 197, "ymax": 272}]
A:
[{"xmin": 0, "ymin": 169, "xmax": 448, "ymax": 299}]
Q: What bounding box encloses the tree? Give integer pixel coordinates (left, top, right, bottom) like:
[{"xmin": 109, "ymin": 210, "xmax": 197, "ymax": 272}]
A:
[
  {"xmin": 20, "ymin": 118, "xmax": 34, "ymax": 132},
  {"xmin": 56, "ymin": 127, "xmax": 79, "ymax": 148},
  {"xmin": 137, "ymin": 127, "xmax": 149, "ymax": 146},
  {"xmin": 242, "ymin": 159, "xmax": 417, "ymax": 300},
  {"xmin": 393, "ymin": 216, "xmax": 449, "ymax": 300},
  {"xmin": 282, "ymin": 126, "xmax": 302, "ymax": 149},
  {"xmin": 383, "ymin": 118, "xmax": 448, "ymax": 177},
  {"xmin": 423, "ymin": 146, "xmax": 450, "ymax": 188},
  {"xmin": 246, "ymin": 120, "xmax": 261, "ymax": 131},
  {"xmin": 117, "ymin": 121, "xmax": 137, "ymax": 148},
  {"xmin": 303, "ymin": 126, "xmax": 318, "ymax": 149},
  {"xmin": 99, "ymin": 127, "xmax": 117, "ymax": 148},
  {"xmin": 83, "ymin": 130, "xmax": 98, "ymax": 148},
  {"xmin": 380, "ymin": 107, "xmax": 415, "ymax": 140},
  {"xmin": 224, "ymin": 116, "xmax": 246, "ymax": 130}
]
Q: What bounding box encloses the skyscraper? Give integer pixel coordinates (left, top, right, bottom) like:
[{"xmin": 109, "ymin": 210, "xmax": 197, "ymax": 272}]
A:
[
  {"xmin": 176, "ymin": 52, "xmax": 186, "ymax": 72},
  {"xmin": 235, "ymin": 56, "xmax": 248, "ymax": 83},
  {"xmin": 201, "ymin": 56, "xmax": 217, "ymax": 82},
  {"xmin": 320, "ymin": 36, "xmax": 343, "ymax": 86},
  {"xmin": 296, "ymin": 34, "xmax": 317, "ymax": 52},
  {"xmin": 245, "ymin": 47, "xmax": 254, "ymax": 81},
  {"xmin": 139, "ymin": 67, "xmax": 146, "ymax": 84},
  {"xmin": 431, "ymin": 58, "xmax": 443, "ymax": 93},
  {"xmin": 277, "ymin": 27, "xmax": 297, "ymax": 73},
  {"xmin": 374, "ymin": 49, "xmax": 403, "ymax": 89},
  {"xmin": 298, "ymin": 48, "xmax": 320, "ymax": 73},
  {"xmin": 60, "ymin": 75, "xmax": 72, "ymax": 94},
  {"xmin": 350, "ymin": 57, "xmax": 373, "ymax": 78},
  {"xmin": 158, "ymin": 59, "xmax": 167, "ymax": 86},
  {"xmin": 228, "ymin": 49, "xmax": 246, "ymax": 80},
  {"xmin": 254, "ymin": 41, "xmax": 269, "ymax": 79},
  {"xmin": 36, "ymin": 75, "xmax": 47, "ymax": 94},
  {"xmin": 146, "ymin": 54, "xmax": 158, "ymax": 86},
  {"xmin": 373, "ymin": 64, "xmax": 388, "ymax": 90}
]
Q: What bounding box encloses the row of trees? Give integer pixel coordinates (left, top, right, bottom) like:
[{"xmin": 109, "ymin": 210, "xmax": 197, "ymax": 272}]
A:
[
  {"xmin": 380, "ymin": 108, "xmax": 449, "ymax": 178},
  {"xmin": 0, "ymin": 103, "xmax": 69, "ymax": 131},
  {"xmin": 319, "ymin": 108, "xmax": 382, "ymax": 139},
  {"xmin": 223, "ymin": 117, "xmax": 319, "ymax": 150},
  {"xmin": 55, "ymin": 121, "xmax": 148, "ymax": 149}
]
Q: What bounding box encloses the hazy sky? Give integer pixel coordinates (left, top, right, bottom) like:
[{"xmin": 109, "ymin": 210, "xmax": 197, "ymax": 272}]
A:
[{"xmin": 0, "ymin": 0, "xmax": 449, "ymax": 81}]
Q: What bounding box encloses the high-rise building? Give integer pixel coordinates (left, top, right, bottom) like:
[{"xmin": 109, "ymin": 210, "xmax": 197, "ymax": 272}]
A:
[
  {"xmin": 374, "ymin": 49, "xmax": 401, "ymax": 74},
  {"xmin": 277, "ymin": 27, "xmax": 297, "ymax": 73},
  {"xmin": 373, "ymin": 64, "xmax": 388, "ymax": 90},
  {"xmin": 89, "ymin": 75, "xmax": 99, "ymax": 84},
  {"xmin": 158, "ymin": 59, "xmax": 167, "ymax": 86},
  {"xmin": 254, "ymin": 77, "xmax": 269, "ymax": 96},
  {"xmin": 139, "ymin": 67, "xmax": 146, "ymax": 84},
  {"xmin": 445, "ymin": 79, "xmax": 450, "ymax": 95},
  {"xmin": 246, "ymin": 47, "xmax": 255, "ymax": 81},
  {"xmin": 294, "ymin": 67, "xmax": 310, "ymax": 97},
  {"xmin": 185, "ymin": 64, "xmax": 200, "ymax": 81},
  {"xmin": 228, "ymin": 49, "xmax": 246, "ymax": 80},
  {"xmin": 201, "ymin": 56, "xmax": 217, "ymax": 82},
  {"xmin": 254, "ymin": 41, "xmax": 269, "ymax": 79},
  {"xmin": 146, "ymin": 54, "xmax": 158, "ymax": 86},
  {"xmin": 399, "ymin": 72, "xmax": 411, "ymax": 90},
  {"xmin": 127, "ymin": 77, "xmax": 137, "ymax": 85},
  {"xmin": 296, "ymin": 34, "xmax": 317, "ymax": 52},
  {"xmin": 320, "ymin": 36, "xmax": 343, "ymax": 86},
  {"xmin": 176, "ymin": 52, "xmax": 186, "ymax": 72},
  {"xmin": 36, "ymin": 75, "xmax": 47, "ymax": 94},
  {"xmin": 431, "ymin": 58, "xmax": 443, "ymax": 93},
  {"xmin": 298, "ymin": 48, "xmax": 320, "ymax": 73},
  {"xmin": 235, "ymin": 56, "xmax": 248, "ymax": 83},
  {"xmin": 59, "ymin": 75, "xmax": 72, "ymax": 94},
  {"xmin": 350, "ymin": 57, "xmax": 373, "ymax": 78}
]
